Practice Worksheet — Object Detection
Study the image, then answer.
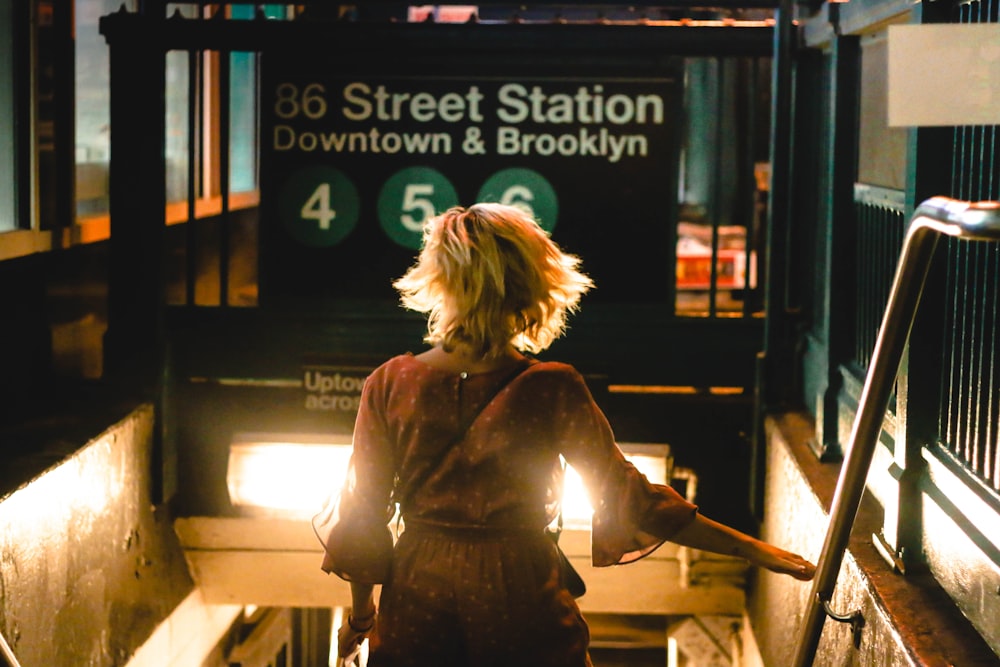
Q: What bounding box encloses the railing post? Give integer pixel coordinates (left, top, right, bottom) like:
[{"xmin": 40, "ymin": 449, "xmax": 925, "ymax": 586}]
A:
[
  {"xmin": 790, "ymin": 198, "xmax": 1000, "ymax": 666},
  {"xmin": 1, "ymin": 629, "xmax": 21, "ymax": 667},
  {"xmin": 792, "ymin": 217, "xmax": 941, "ymax": 667}
]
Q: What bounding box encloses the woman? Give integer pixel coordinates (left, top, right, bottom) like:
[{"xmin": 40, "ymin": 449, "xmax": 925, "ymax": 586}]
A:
[{"xmin": 316, "ymin": 203, "xmax": 815, "ymax": 666}]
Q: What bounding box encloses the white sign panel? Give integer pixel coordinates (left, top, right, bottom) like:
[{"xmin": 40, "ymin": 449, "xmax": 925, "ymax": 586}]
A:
[{"xmin": 888, "ymin": 24, "xmax": 1000, "ymax": 127}]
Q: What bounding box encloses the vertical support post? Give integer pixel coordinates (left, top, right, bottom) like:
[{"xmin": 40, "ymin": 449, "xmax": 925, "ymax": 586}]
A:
[
  {"xmin": 102, "ymin": 13, "xmax": 166, "ymax": 396},
  {"xmin": 101, "ymin": 12, "xmax": 170, "ymax": 505},
  {"xmin": 876, "ymin": 0, "xmax": 954, "ymax": 574},
  {"xmin": 752, "ymin": 0, "xmax": 796, "ymax": 516},
  {"xmin": 740, "ymin": 57, "xmax": 762, "ymax": 318},
  {"xmin": 816, "ymin": 35, "xmax": 860, "ymax": 461},
  {"xmin": 708, "ymin": 58, "xmax": 722, "ymax": 319},
  {"xmin": 760, "ymin": 0, "xmax": 796, "ymax": 404}
]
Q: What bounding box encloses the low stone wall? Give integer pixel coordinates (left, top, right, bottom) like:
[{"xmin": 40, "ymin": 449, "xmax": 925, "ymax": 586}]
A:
[
  {"xmin": 747, "ymin": 412, "xmax": 996, "ymax": 667},
  {"xmin": 0, "ymin": 404, "xmax": 195, "ymax": 666}
]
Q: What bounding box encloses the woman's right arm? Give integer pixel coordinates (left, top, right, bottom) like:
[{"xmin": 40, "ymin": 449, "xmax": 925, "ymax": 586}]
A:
[
  {"xmin": 668, "ymin": 513, "xmax": 816, "ymax": 580},
  {"xmin": 547, "ymin": 365, "xmax": 815, "ymax": 580}
]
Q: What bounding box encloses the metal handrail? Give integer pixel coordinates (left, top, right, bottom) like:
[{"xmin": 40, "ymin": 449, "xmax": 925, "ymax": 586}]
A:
[
  {"xmin": 791, "ymin": 196, "xmax": 1000, "ymax": 666},
  {"xmin": 1, "ymin": 629, "xmax": 21, "ymax": 667}
]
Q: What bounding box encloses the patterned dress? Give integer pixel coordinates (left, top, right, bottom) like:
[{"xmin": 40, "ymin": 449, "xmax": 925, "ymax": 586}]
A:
[{"xmin": 316, "ymin": 353, "xmax": 698, "ymax": 667}]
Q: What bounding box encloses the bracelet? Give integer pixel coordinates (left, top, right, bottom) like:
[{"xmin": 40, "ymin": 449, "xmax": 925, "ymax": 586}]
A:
[{"xmin": 347, "ymin": 612, "xmax": 375, "ymax": 633}]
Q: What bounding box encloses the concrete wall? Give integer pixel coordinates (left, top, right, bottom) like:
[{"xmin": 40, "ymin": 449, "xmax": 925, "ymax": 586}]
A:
[
  {"xmin": 748, "ymin": 412, "xmax": 997, "ymax": 667},
  {"xmin": 0, "ymin": 404, "xmax": 195, "ymax": 666}
]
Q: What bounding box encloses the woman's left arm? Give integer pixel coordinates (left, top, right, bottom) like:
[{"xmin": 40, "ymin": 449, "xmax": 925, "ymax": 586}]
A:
[{"xmin": 338, "ymin": 582, "xmax": 376, "ymax": 658}]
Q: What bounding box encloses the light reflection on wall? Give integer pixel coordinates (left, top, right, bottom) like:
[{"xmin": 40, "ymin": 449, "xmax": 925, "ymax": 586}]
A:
[
  {"xmin": 0, "ymin": 435, "xmax": 121, "ymax": 580},
  {"xmin": 0, "ymin": 436, "xmax": 120, "ymax": 531}
]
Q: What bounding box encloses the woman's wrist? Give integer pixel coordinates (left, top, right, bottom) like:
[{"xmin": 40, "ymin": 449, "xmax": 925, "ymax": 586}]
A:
[{"xmin": 348, "ymin": 610, "xmax": 375, "ymax": 632}]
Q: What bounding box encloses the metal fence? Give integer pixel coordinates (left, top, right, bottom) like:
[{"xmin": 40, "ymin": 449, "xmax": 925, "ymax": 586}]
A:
[
  {"xmin": 936, "ymin": 0, "xmax": 1000, "ymax": 492},
  {"xmin": 853, "ymin": 185, "xmax": 906, "ymax": 371}
]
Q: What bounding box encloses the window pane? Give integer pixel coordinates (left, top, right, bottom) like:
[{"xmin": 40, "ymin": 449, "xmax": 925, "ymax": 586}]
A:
[
  {"xmin": 75, "ymin": 0, "xmax": 138, "ymax": 218},
  {"xmin": 166, "ymin": 50, "xmax": 191, "ymax": 204},
  {"xmin": 675, "ymin": 57, "xmax": 766, "ymax": 318},
  {"xmin": 0, "ymin": 0, "xmax": 15, "ymax": 231},
  {"xmin": 230, "ymin": 52, "xmax": 257, "ymax": 193},
  {"xmin": 228, "ymin": 5, "xmax": 260, "ymax": 193}
]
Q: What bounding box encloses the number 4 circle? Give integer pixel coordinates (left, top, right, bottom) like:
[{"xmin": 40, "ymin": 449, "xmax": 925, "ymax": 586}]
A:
[{"xmin": 279, "ymin": 165, "xmax": 360, "ymax": 247}]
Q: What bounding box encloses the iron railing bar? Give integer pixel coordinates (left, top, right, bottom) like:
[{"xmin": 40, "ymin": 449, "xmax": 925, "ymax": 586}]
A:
[
  {"xmin": 963, "ymin": 243, "xmax": 977, "ymax": 461},
  {"xmin": 988, "ymin": 245, "xmax": 1000, "ymax": 487},
  {"xmin": 972, "ymin": 243, "xmax": 987, "ymax": 473},
  {"xmin": 860, "ymin": 208, "xmax": 870, "ymax": 362},
  {"xmin": 943, "ymin": 237, "xmax": 959, "ymax": 456},
  {"xmin": 955, "ymin": 238, "xmax": 968, "ymax": 456},
  {"xmin": 1, "ymin": 629, "xmax": 21, "ymax": 667},
  {"xmin": 791, "ymin": 196, "xmax": 1000, "ymax": 667},
  {"xmin": 958, "ymin": 242, "xmax": 973, "ymax": 462},
  {"xmin": 975, "ymin": 125, "xmax": 987, "ymax": 197},
  {"xmin": 990, "ymin": 125, "xmax": 998, "ymax": 200}
]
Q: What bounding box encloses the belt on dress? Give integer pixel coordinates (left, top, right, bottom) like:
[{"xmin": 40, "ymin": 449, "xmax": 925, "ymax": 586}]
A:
[{"xmin": 402, "ymin": 516, "xmax": 544, "ymax": 541}]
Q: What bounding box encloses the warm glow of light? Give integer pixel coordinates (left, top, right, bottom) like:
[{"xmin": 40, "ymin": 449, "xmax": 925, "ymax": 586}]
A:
[
  {"xmin": 330, "ymin": 607, "xmax": 343, "ymax": 667},
  {"xmin": 608, "ymin": 385, "xmax": 699, "ymax": 394},
  {"xmin": 0, "ymin": 436, "xmax": 121, "ymax": 549},
  {"xmin": 227, "ymin": 433, "xmax": 354, "ymax": 516},
  {"xmin": 228, "ymin": 436, "xmax": 671, "ymax": 531},
  {"xmin": 562, "ymin": 444, "xmax": 672, "ymax": 529},
  {"xmin": 608, "ymin": 384, "xmax": 744, "ymax": 396}
]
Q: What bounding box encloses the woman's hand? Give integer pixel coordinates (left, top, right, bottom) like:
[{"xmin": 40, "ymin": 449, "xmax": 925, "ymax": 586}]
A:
[
  {"xmin": 746, "ymin": 540, "xmax": 816, "ymax": 581},
  {"xmin": 338, "ymin": 611, "xmax": 375, "ymax": 662}
]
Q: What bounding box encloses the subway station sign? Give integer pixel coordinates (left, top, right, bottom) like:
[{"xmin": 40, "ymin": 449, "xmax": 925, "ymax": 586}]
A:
[
  {"xmin": 302, "ymin": 365, "xmax": 368, "ymax": 414},
  {"xmin": 260, "ymin": 52, "xmax": 682, "ymax": 303}
]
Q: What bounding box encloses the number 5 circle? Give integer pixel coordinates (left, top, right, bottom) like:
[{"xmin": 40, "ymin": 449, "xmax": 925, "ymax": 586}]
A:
[
  {"xmin": 278, "ymin": 165, "xmax": 360, "ymax": 247},
  {"xmin": 377, "ymin": 166, "xmax": 459, "ymax": 250}
]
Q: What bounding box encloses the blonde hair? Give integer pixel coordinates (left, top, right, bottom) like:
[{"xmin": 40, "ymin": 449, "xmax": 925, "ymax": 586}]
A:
[{"xmin": 393, "ymin": 203, "xmax": 594, "ymax": 358}]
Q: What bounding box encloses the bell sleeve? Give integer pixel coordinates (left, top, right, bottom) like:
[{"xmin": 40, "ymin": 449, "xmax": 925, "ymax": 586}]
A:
[
  {"xmin": 313, "ymin": 371, "xmax": 396, "ymax": 583},
  {"xmin": 547, "ymin": 365, "xmax": 699, "ymax": 567}
]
